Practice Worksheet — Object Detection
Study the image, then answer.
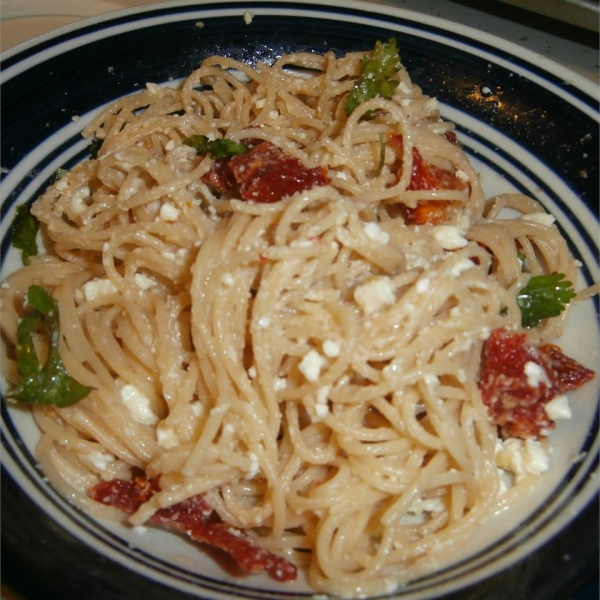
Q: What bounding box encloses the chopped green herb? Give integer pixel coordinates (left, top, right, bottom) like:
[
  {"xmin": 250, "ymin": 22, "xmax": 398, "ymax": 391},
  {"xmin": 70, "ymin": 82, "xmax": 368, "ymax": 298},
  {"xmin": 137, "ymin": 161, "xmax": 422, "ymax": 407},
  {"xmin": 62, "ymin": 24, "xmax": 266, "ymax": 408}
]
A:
[
  {"xmin": 344, "ymin": 39, "xmax": 401, "ymax": 118},
  {"xmin": 517, "ymin": 251, "xmax": 527, "ymax": 262},
  {"xmin": 516, "ymin": 273, "xmax": 576, "ymax": 328},
  {"xmin": 7, "ymin": 285, "xmax": 93, "ymax": 407},
  {"xmin": 54, "ymin": 168, "xmax": 68, "ymax": 182},
  {"xmin": 184, "ymin": 135, "xmax": 250, "ymax": 158},
  {"xmin": 11, "ymin": 204, "xmax": 39, "ymax": 265}
]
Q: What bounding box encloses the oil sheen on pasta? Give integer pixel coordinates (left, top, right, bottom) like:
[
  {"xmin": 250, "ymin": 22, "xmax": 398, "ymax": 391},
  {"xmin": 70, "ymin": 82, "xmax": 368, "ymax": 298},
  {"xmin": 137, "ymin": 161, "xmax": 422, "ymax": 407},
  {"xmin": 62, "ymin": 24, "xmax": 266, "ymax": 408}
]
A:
[{"xmin": 1, "ymin": 45, "xmax": 595, "ymax": 596}]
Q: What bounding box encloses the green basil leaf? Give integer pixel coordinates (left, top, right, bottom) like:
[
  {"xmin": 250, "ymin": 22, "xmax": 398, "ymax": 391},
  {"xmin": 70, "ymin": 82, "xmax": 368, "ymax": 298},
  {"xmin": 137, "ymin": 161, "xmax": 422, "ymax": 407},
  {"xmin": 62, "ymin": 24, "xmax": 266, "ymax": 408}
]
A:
[
  {"xmin": 7, "ymin": 285, "xmax": 94, "ymax": 407},
  {"xmin": 516, "ymin": 273, "xmax": 576, "ymax": 328},
  {"xmin": 11, "ymin": 204, "xmax": 39, "ymax": 265}
]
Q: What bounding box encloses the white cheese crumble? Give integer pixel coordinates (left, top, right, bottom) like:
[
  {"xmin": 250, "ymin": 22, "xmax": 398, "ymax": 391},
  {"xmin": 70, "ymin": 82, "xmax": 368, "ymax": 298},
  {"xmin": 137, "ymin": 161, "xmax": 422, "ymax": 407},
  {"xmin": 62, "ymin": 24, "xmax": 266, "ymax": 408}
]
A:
[
  {"xmin": 243, "ymin": 10, "xmax": 254, "ymax": 24},
  {"xmin": 88, "ymin": 450, "xmax": 115, "ymax": 471},
  {"xmin": 299, "ymin": 349, "xmax": 325, "ymax": 382},
  {"xmin": 134, "ymin": 273, "xmax": 156, "ymax": 291},
  {"xmin": 246, "ymin": 453, "xmax": 260, "ymax": 478},
  {"xmin": 524, "ymin": 361, "xmax": 551, "ymax": 388},
  {"xmin": 314, "ymin": 385, "xmax": 332, "ymax": 420},
  {"xmin": 157, "ymin": 425, "xmax": 180, "ymax": 449},
  {"xmin": 145, "ymin": 82, "xmax": 161, "ymax": 94},
  {"xmin": 415, "ymin": 277, "xmax": 430, "ymax": 294},
  {"xmin": 545, "ymin": 394, "xmax": 572, "ymax": 420},
  {"xmin": 273, "ymin": 377, "xmax": 287, "ymax": 391},
  {"xmin": 398, "ymin": 497, "xmax": 444, "ymax": 526},
  {"xmin": 426, "ymin": 97, "xmax": 439, "ymax": 112},
  {"xmin": 322, "ymin": 339, "xmax": 341, "ymax": 358},
  {"xmin": 354, "ymin": 276, "xmax": 396, "ymax": 314},
  {"xmin": 120, "ymin": 384, "xmax": 159, "ymax": 425},
  {"xmin": 431, "ymin": 225, "xmax": 468, "ymax": 250},
  {"xmin": 495, "ymin": 437, "xmax": 550, "ymax": 480},
  {"xmin": 454, "ymin": 169, "xmax": 469, "ymax": 182},
  {"xmin": 449, "ymin": 257, "xmax": 474, "ymax": 277},
  {"xmin": 190, "ymin": 402, "xmax": 203, "ymax": 417},
  {"xmin": 363, "ymin": 221, "xmax": 390, "ymax": 244},
  {"xmin": 159, "ymin": 202, "xmax": 181, "ymax": 222},
  {"xmin": 522, "ymin": 212, "xmax": 555, "ymax": 226},
  {"xmin": 70, "ymin": 185, "xmax": 91, "ymax": 214},
  {"xmin": 81, "ymin": 278, "xmax": 117, "ymax": 301}
]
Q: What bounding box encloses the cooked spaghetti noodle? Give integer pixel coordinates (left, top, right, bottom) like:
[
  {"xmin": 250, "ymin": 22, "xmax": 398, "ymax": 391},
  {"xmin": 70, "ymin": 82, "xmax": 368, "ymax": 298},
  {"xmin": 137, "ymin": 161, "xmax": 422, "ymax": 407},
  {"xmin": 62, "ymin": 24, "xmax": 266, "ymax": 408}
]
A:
[{"xmin": 1, "ymin": 45, "xmax": 595, "ymax": 596}]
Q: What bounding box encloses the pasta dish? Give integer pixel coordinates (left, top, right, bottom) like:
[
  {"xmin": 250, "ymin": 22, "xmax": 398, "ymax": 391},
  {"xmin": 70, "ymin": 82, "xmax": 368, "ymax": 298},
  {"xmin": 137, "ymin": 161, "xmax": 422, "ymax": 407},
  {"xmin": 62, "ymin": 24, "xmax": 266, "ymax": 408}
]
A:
[{"xmin": 1, "ymin": 40, "xmax": 596, "ymax": 596}]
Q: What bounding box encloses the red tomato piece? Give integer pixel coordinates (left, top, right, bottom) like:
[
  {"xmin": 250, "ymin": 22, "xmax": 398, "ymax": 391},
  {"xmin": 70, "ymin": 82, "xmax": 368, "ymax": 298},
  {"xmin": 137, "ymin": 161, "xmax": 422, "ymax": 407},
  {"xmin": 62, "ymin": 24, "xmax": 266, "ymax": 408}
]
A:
[
  {"xmin": 387, "ymin": 132, "xmax": 466, "ymax": 224},
  {"xmin": 479, "ymin": 328, "xmax": 595, "ymax": 439},
  {"xmin": 229, "ymin": 141, "xmax": 330, "ymax": 203},
  {"xmin": 202, "ymin": 157, "xmax": 237, "ymax": 193},
  {"xmin": 89, "ymin": 475, "xmax": 297, "ymax": 582},
  {"xmin": 539, "ymin": 343, "xmax": 595, "ymax": 391},
  {"xmin": 90, "ymin": 473, "xmax": 158, "ymax": 511},
  {"xmin": 444, "ymin": 130, "xmax": 459, "ymax": 145},
  {"xmin": 404, "ymin": 199, "xmax": 452, "ymax": 225}
]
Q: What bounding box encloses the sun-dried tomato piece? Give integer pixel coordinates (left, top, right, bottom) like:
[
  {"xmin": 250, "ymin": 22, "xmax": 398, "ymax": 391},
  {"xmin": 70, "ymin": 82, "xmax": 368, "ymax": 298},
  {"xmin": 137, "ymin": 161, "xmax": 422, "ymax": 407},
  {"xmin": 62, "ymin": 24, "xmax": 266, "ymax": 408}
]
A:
[
  {"xmin": 479, "ymin": 328, "xmax": 595, "ymax": 439},
  {"xmin": 539, "ymin": 343, "xmax": 595, "ymax": 391},
  {"xmin": 90, "ymin": 473, "xmax": 159, "ymax": 511},
  {"xmin": 444, "ymin": 130, "xmax": 459, "ymax": 145},
  {"xmin": 89, "ymin": 476, "xmax": 297, "ymax": 582},
  {"xmin": 202, "ymin": 157, "xmax": 237, "ymax": 193},
  {"xmin": 387, "ymin": 132, "xmax": 466, "ymax": 224},
  {"xmin": 405, "ymin": 199, "xmax": 452, "ymax": 225},
  {"xmin": 229, "ymin": 141, "xmax": 329, "ymax": 203},
  {"xmin": 154, "ymin": 495, "xmax": 297, "ymax": 581}
]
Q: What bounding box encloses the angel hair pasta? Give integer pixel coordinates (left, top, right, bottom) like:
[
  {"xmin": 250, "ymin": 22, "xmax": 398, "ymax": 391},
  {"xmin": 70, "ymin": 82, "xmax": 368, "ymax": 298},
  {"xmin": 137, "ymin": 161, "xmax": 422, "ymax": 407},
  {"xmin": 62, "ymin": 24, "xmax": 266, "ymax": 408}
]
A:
[{"xmin": 1, "ymin": 40, "xmax": 596, "ymax": 596}]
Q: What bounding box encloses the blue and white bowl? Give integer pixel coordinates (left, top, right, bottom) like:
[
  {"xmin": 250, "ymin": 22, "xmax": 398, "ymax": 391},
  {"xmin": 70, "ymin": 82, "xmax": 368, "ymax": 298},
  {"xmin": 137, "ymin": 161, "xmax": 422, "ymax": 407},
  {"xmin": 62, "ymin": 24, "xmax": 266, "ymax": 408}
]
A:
[{"xmin": 1, "ymin": 2, "xmax": 598, "ymax": 599}]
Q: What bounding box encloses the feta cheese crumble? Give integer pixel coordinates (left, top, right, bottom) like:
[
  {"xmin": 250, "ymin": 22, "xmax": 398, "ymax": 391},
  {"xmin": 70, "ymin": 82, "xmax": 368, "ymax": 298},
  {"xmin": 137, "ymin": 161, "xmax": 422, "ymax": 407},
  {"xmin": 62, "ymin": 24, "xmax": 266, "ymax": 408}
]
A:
[
  {"xmin": 363, "ymin": 221, "xmax": 390, "ymax": 244},
  {"xmin": 524, "ymin": 361, "xmax": 551, "ymax": 388},
  {"xmin": 544, "ymin": 394, "xmax": 572, "ymax": 421},
  {"xmin": 246, "ymin": 453, "xmax": 260, "ymax": 478},
  {"xmin": 159, "ymin": 202, "xmax": 181, "ymax": 222},
  {"xmin": 322, "ymin": 340, "xmax": 341, "ymax": 358},
  {"xmin": 70, "ymin": 185, "xmax": 91, "ymax": 214},
  {"xmin": 299, "ymin": 349, "xmax": 325, "ymax": 382},
  {"xmin": 415, "ymin": 277, "xmax": 430, "ymax": 294},
  {"xmin": 354, "ymin": 276, "xmax": 396, "ymax": 314},
  {"xmin": 449, "ymin": 257, "xmax": 474, "ymax": 277},
  {"xmin": 157, "ymin": 424, "xmax": 180, "ymax": 449},
  {"xmin": 431, "ymin": 225, "xmax": 468, "ymax": 250},
  {"xmin": 314, "ymin": 385, "xmax": 332, "ymax": 420},
  {"xmin": 146, "ymin": 82, "xmax": 161, "ymax": 94},
  {"xmin": 88, "ymin": 450, "xmax": 115, "ymax": 471},
  {"xmin": 495, "ymin": 437, "xmax": 550, "ymax": 481},
  {"xmin": 120, "ymin": 384, "xmax": 159, "ymax": 425},
  {"xmin": 81, "ymin": 278, "xmax": 117, "ymax": 301},
  {"xmin": 134, "ymin": 273, "xmax": 156, "ymax": 291}
]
